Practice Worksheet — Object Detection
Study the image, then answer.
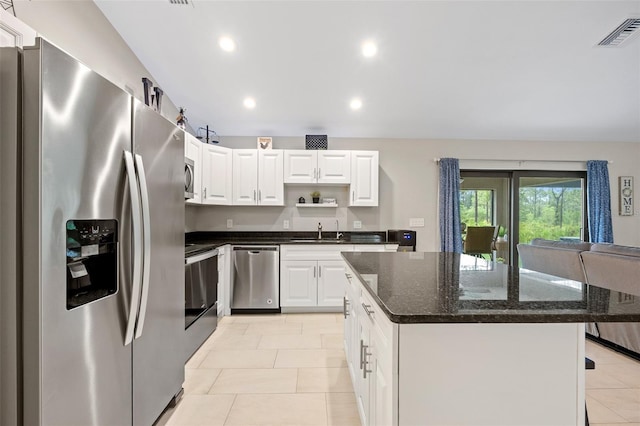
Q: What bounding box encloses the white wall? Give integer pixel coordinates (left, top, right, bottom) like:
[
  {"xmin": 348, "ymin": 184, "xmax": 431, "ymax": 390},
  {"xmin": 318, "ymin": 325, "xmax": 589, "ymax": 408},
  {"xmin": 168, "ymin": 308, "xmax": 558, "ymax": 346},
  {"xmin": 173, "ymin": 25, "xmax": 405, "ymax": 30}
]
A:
[
  {"xmin": 8, "ymin": 3, "xmax": 182, "ymax": 125},
  {"xmin": 189, "ymin": 137, "xmax": 640, "ymax": 251}
]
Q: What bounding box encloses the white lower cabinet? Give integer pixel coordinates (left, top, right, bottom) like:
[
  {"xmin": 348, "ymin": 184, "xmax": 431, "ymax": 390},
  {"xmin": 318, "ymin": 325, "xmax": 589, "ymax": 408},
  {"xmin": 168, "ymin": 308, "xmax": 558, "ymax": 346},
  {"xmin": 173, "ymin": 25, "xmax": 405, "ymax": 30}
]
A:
[
  {"xmin": 345, "ymin": 267, "xmax": 398, "ymax": 426},
  {"xmin": 280, "ymin": 245, "xmax": 354, "ymax": 309},
  {"xmin": 280, "ymin": 260, "xmax": 347, "ymax": 308}
]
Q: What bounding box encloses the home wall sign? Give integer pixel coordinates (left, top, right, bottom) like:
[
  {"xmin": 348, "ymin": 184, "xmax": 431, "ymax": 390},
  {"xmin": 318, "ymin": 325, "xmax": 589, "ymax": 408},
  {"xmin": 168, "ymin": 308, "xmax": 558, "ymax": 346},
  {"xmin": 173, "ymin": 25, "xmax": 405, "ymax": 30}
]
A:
[{"xmin": 619, "ymin": 176, "xmax": 634, "ymax": 216}]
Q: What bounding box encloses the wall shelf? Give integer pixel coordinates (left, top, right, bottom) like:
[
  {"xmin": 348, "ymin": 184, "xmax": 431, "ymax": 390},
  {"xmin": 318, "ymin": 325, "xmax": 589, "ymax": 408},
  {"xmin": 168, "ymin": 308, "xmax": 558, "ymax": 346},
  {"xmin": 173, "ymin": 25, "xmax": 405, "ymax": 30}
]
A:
[{"xmin": 296, "ymin": 203, "xmax": 338, "ymax": 208}]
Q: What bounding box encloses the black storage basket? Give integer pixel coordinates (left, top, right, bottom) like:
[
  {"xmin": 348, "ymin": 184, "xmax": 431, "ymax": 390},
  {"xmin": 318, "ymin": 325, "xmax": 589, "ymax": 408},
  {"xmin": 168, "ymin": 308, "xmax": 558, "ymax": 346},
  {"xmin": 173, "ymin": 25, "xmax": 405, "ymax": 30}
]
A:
[{"xmin": 305, "ymin": 135, "xmax": 328, "ymax": 150}]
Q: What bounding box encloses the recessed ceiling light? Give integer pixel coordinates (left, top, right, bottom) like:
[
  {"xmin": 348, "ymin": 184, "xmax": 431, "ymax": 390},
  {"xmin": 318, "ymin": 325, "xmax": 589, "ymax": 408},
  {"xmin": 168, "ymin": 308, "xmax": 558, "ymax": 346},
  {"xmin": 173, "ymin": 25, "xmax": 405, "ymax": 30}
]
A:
[
  {"xmin": 350, "ymin": 98, "xmax": 363, "ymax": 110},
  {"xmin": 243, "ymin": 97, "xmax": 256, "ymax": 109},
  {"xmin": 361, "ymin": 41, "xmax": 377, "ymax": 58},
  {"xmin": 219, "ymin": 36, "xmax": 236, "ymax": 52}
]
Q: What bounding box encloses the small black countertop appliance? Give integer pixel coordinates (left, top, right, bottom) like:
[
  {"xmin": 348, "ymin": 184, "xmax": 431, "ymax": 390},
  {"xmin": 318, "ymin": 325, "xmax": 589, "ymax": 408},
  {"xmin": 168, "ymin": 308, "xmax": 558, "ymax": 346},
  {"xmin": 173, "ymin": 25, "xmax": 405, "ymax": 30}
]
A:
[{"xmin": 387, "ymin": 230, "xmax": 416, "ymax": 251}]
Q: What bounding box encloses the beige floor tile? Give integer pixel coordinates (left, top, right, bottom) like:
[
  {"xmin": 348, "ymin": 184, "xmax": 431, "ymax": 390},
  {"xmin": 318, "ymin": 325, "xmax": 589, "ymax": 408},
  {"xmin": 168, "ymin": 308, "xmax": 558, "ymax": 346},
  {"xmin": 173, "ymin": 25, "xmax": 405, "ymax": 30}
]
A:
[
  {"xmin": 214, "ymin": 322, "xmax": 249, "ymax": 333},
  {"xmin": 200, "ymin": 349, "xmax": 277, "ymax": 369},
  {"xmin": 225, "ymin": 314, "xmax": 286, "ymax": 324},
  {"xmin": 297, "ymin": 368, "xmax": 354, "ymax": 393},
  {"xmin": 588, "ymin": 389, "xmax": 640, "ymax": 421},
  {"xmin": 587, "ymin": 340, "xmax": 638, "ymax": 365},
  {"xmin": 164, "ymin": 394, "xmax": 235, "ymax": 426},
  {"xmin": 209, "ymin": 368, "xmax": 297, "ymax": 394},
  {"xmin": 587, "ymin": 369, "xmax": 631, "ymax": 389},
  {"xmin": 258, "ymin": 334, "xmax": 322, "ymax": 349},
  {"xmin": 586, "ymin": 396, "xmax": 629, "ymax": 423},
  {"xmin": 596, "ymin": 363, "xmax": 640, "ymax": 389},
  {"xmin": 285, "ymin": 313, "xmax": 338, "ymax": 323},
  {"xmin": 275, "ymin": 349, "xmax": 347, "ymax": 368},
  {"xmin": 183, "ymin": 368, "xmax": 221, "ymax": 395},
  {"xmin": 225, "ymin": 393, "xmax": 327, "ymax": 425},
  {"xmin": 326, "ymin": 393, "xmax": 361, "ymax": 426},
  {"xmin": 302, "ymin": 323, "xmax": 345, "ymax": 335},
  {"xmin": 322, "ymin": 334, "xmax": 345, "ymax": 349},
  {"xmin": 244, "ymin": 322, "xmax": 303, "ymax": 335},
  {"xmin": 201, "ymin": 333, "xmax": 262, "ymax": 351},
  {"xmin": 185, "ymin": 349, "xmax": 209, "ymax": 369}
]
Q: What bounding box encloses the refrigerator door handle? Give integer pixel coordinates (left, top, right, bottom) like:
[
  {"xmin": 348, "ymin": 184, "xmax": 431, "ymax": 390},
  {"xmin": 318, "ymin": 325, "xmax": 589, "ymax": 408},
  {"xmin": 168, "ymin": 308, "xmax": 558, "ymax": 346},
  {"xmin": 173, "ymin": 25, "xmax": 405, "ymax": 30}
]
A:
[
  {"xmin": 124, "ymin": 151, "xmax": 143, "ymax": 346},
  {"xmin": 134, "ymin": 154, "xmax": 152, "ymax": 339}
]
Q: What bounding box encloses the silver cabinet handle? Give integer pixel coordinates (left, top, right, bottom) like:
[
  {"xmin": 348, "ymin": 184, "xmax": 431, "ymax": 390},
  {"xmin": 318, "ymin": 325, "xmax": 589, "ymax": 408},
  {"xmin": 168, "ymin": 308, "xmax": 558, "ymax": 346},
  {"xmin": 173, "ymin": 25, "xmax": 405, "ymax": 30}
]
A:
[
  {"xmin": 360, "ymin": 339, "xmax": 365, "ymax": 370},
  {"xmin": 203, "ymin": 187, "xmax": 207, "ymax": 199},
  {"xmin": 258, "ymin": 189, "xmax": 261, "ymax": 202},
  {"xmin": 345, "ymin": 272, "xmax": 353, "ymax": 280},
  {"xmin": 123, "ymin": 151, "xmax": 143, "ymax": 346},
  {"xmin": 363, "ymin": 345, "xmax": 372, "ymax": 378},
  {"xmin": 319, "ymin": 265, "xmax": 322, "ymax": 278},
  {"xmin": 134, "ymin": 154, "xmax": 151, "ymax": 339},
  {"xmin": 313, "ymin": 168, "xmax": 317, "ymax": 180},
  {"xmin": 352, "ymin": 190, "xmax": 355, "ymax": 202},
  {"xmin": 253, "ymin": 189, "xmax": 256, "ymax": 201},
  {"xmin": 318, "ymin": 168, "xmax": 321, "ymax": 179},
  {"xmin": 313, "ymin": 266, "xmax": 316, "ymax": 278},
  {"xmin": 343, "ymin": 296, "xmax": 350, "ymax": 318},
  {"xmin": 362, "ymin": 303, "xmax": 374, "ymax": 317}
]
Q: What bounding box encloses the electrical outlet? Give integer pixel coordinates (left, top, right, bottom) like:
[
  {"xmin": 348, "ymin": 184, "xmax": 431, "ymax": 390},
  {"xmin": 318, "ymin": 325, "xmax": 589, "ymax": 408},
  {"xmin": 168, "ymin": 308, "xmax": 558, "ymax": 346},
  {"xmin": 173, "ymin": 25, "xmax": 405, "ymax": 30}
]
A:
[
  {"xmin": 283, "ymin": 219, "xmax": 290, "ymax": 229},
  {"xmin": 353, "ymin": 220, "xmax": 362, "ymax": 229},
  {"xmin": 226, "ymin": 219, "xmax": 233, "ymax": 228},
  {"xmin": 409, "ymin": 218, "xmax": 425, "ymax": 227}
]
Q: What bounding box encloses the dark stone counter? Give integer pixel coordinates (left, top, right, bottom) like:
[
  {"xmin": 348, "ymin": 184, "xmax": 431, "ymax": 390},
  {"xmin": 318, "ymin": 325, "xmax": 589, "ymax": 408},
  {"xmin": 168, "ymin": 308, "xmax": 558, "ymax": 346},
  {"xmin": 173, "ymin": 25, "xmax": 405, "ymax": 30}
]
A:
[
  {"xmin": 341, "ymin": 251, "xmax": 640, "ymax": 324},
  {"xmin": 185, "ymin": 231, "xmax": 390, "ymax": 255}
]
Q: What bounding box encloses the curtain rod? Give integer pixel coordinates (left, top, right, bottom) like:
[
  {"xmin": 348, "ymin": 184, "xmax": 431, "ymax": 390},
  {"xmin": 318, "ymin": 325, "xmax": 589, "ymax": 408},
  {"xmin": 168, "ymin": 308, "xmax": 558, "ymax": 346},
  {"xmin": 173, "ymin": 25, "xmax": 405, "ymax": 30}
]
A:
[{"xmin": 433, "ymin": 158, "xmax": 613, "ymax": 165}]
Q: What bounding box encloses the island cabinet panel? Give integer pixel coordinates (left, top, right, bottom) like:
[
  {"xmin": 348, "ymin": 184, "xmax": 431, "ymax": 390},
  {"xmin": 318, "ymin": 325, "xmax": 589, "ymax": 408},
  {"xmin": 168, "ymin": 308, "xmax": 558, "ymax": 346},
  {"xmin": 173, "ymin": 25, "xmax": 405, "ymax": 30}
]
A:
[{"xmin": 397, "ymin": 322, "xmax": 584, "ymax": 426}]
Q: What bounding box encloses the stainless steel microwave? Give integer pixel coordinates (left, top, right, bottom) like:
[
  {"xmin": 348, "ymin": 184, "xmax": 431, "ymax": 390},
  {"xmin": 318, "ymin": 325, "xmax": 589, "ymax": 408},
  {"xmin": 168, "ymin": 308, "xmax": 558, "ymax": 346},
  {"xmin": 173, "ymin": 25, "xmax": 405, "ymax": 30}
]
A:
[{"xmin": 184, "ymin": 157, "xmax": 195, "ymax": 199}]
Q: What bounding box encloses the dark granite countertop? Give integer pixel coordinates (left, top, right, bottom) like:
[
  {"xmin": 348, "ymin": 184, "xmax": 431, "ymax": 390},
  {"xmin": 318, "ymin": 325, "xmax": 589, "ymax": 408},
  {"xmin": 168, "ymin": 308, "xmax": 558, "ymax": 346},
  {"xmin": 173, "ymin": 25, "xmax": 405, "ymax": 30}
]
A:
[
  {"xmin": 185, "ymin": 231, "xmax": 393, "ymax": 254},
  {"xmin": 341, "ymin": 251, "xmax": 640, "ymax": 324}
]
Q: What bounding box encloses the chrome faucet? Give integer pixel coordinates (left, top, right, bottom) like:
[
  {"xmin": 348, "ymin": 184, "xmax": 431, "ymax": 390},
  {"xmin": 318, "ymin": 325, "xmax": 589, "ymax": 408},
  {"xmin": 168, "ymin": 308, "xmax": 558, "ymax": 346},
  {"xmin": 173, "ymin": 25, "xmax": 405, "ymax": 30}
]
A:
[
  {"xmin": 336, "ymin": 220, "xmax": 343, "ymax": 240},
  {"xmin": 318, "ymin": 222, "xmax": 322, "ymax": 239}
]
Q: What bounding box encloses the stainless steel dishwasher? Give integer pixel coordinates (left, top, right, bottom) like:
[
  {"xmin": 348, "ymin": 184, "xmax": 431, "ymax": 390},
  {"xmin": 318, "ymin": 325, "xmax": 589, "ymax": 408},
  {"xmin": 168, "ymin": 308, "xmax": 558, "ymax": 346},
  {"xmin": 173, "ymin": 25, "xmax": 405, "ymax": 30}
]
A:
[{"xmin": 231, "ymin": 246, "xmax": 280, "ymax": 312}]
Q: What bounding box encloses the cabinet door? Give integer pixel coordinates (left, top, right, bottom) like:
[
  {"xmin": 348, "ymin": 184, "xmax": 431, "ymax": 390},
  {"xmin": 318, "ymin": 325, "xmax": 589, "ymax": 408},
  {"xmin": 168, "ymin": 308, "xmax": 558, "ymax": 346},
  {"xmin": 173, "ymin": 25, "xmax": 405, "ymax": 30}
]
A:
[
  {"xmin": 356, "ymin": 318, "xmax": 371, "ymax": 426},
  {"xmin": 232, "ymin": 149, "xmax": 258, "ymax": 205},
  {"xmin": 317, "ymin": 260, "xmax": 348, "ymax": 307},
  {"xmin": 202, "ymin": 144, "xmax": 233, "ymax": 205},
  {"xmin": 318, "ymin": 150, "xmax": 351, "ymax": 184},
  {"xmin": 258, "ymin": 150, "xmax": 284, "ymax": 205},
  {"xmin": 184, "ymin": 133, "xmax": 202, "ymax": 204},
  {"xmin": 284, "ymin": 150, "xmax": 317, "ymax": 184},
  {"xmin": 280, "ymin": 261, "xmax": 318, "ymax": 307},
  {"xmin": 350, "ymin": 151, "xmax": 379, "ymax": 207},
  {"xmin": 0, "ymin": 9, "xmax": 37, "ymax": 47},
  {"xmin": 370, "ymin": 325, "xmax": 395, "ymax": 426}
]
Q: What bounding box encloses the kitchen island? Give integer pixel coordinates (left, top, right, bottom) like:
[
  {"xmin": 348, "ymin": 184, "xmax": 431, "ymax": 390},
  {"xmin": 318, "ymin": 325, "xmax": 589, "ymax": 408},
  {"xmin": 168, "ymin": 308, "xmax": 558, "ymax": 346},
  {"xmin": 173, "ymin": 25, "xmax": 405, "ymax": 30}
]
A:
[{"xmin": 341, "ymin": 251, "xmax": 640, "ymax": 426}]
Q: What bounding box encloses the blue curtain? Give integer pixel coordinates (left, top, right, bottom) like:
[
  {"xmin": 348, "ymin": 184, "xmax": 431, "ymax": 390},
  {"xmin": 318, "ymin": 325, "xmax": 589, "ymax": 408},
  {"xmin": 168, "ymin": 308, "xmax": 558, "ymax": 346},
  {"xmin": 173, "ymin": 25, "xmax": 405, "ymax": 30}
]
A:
[
  {"xmin": 439, "ymin": 158, "xmax": 463, "ymax": 252},
  {"xmin": 587, "ymin": 160, "xmax": 614, "ymax": 243}
]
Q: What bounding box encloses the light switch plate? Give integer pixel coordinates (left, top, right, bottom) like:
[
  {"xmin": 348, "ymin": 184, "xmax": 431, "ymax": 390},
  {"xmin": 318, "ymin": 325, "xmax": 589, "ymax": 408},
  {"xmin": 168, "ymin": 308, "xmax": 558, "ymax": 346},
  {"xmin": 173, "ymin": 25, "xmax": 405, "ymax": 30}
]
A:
[
  {"xmin": 226, "ymin": 219, "xmax": 233, "ymax": 228},
  {"xmin": 353, "ymin": 220, "xmax": 362, "ymax": 229},
  {"xmin": 409, "ymin": 218, "xmax": 425, "ymax": 227},
  {"xmin": 283, "ymin": 219, "xmax": 290, "ymax": 229}
]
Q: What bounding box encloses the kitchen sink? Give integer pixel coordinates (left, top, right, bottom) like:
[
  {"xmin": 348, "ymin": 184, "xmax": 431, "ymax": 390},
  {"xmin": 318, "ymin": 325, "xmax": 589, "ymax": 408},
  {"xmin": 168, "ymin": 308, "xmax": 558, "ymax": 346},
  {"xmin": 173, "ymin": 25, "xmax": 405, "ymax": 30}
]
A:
[{"xmin": 290, "ymin": 238, "xmax": 349, "ymax": 243}]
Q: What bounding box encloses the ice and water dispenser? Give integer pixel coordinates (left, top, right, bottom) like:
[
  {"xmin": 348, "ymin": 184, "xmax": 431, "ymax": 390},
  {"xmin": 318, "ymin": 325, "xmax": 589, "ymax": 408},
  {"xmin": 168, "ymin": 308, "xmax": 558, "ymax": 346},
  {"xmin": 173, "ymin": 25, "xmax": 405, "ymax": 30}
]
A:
[{"xmin": 66, "ymin": 220, "xmax": 118, "ymax": 309}]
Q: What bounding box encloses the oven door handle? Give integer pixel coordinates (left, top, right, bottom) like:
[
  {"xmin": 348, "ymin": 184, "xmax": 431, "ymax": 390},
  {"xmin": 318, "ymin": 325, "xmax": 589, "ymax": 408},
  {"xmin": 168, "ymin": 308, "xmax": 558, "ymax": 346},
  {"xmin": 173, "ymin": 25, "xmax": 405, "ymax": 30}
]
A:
[{"xmin": 185, "ymin": 249, "xmax": 219, "ymax": 265}]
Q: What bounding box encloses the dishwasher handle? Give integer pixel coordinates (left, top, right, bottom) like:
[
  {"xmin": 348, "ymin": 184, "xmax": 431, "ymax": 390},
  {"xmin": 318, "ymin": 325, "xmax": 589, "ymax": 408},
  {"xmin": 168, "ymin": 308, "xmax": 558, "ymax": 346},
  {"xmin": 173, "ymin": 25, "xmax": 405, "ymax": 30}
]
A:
[{"xmin": 233, "ymin": 246, "xmax": 279, "ymax": 252}]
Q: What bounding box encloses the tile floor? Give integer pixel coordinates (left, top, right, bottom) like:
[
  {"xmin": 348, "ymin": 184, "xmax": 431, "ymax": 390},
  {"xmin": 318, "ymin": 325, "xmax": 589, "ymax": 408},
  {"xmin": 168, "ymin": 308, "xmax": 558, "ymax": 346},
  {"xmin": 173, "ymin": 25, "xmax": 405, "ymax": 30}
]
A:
[{"xmin": 157, "ymin": 313, "xmax": 640, "ymax": 425}]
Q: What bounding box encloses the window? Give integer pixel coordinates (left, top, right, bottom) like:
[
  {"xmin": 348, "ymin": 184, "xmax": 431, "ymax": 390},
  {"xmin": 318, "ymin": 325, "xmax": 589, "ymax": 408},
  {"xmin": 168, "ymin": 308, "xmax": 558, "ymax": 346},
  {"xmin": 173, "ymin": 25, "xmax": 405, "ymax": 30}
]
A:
[{"xmin": 460, "ymin": 189, "xmax": 494, "ymax": 226}]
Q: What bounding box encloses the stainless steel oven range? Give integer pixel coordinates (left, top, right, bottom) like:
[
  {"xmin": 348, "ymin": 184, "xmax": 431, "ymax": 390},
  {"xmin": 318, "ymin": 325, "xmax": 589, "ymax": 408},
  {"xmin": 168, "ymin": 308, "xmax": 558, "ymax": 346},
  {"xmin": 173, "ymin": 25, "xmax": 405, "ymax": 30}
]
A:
[{"xmin": 184, "ymin": 245, "xmax": 218, "ymax": 361}]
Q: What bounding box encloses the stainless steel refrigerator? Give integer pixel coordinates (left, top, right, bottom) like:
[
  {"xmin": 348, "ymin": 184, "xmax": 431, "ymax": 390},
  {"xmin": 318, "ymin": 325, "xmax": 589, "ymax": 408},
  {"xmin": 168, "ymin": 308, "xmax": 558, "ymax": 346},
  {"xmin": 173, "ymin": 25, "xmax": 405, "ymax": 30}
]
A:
[{"xmin": 0, "ymin": 38, "xmax": 184, "ymax": 425}]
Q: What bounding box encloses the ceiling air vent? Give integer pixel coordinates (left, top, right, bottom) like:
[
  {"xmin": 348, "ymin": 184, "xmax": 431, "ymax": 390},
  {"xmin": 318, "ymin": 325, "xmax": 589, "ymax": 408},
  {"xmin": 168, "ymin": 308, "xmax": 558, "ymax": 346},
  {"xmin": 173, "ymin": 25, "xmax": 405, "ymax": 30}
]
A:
[
  {"xmin": 598, "ymin": 18, "xmax": 640, "ymax": 46},
  {"xmin": 169, "ymin": 0, "xmax": 192, "ymax": 5}
]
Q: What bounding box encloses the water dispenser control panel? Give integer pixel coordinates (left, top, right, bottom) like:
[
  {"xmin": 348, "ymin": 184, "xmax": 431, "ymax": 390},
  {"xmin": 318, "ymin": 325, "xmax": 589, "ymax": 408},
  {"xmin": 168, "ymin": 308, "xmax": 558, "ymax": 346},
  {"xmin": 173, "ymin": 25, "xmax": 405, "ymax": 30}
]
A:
[{"xmin": 66, "ymin": 219, "xmax": 118, "ymax": 309}]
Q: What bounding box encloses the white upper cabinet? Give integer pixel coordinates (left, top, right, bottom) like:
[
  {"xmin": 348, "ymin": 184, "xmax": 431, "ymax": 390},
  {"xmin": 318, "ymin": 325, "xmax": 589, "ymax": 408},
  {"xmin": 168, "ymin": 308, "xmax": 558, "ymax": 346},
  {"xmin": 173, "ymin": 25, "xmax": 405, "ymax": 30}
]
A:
[
  {"xmin": 202, "ymin": 144, "xmax": 233, "ymax": 205},
  {"xmin": 233, "ymin": 149, "xmax": 284, "ymax": 206},
  {"xmin": 317, "ymin": 151, "xmax": 351, "ymax": 184},
  {"xmin": 284, "ymin": 150, "xmax": 316, "ymax": 184},
  {"xmin": 258, "ymin": 150, "xmax": 284, "ymax": 205},
  {"xmin": 184, "ymin": 133, "xmax": 202, "ymax": 204},
  {"xmin": 350, "ymin": 150, "xmax": 379, "ymax": 207},
  {"xmin": 284, "ymin": 150, "xmax": 351, "ymax": 184}
]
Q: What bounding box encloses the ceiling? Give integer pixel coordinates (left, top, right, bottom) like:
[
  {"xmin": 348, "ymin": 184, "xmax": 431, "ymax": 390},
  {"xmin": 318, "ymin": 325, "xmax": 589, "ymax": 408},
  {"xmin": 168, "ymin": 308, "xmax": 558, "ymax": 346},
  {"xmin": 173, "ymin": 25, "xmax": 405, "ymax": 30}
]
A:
[{"xmin": 95, "ymin": 0, "xmax": 640, "ymax": 142}]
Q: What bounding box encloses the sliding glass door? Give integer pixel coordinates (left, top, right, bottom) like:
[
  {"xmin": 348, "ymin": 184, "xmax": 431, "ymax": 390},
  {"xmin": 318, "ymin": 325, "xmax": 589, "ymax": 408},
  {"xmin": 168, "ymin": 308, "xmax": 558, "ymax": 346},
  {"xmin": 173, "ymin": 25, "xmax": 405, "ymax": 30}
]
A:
[
  {"xmin": 460, "ymin": 170, "xmax": 588, "ymax": 266},
  {"xmin": 513, "ymin": 171, "xmax": 588, "ymax": 266}
]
